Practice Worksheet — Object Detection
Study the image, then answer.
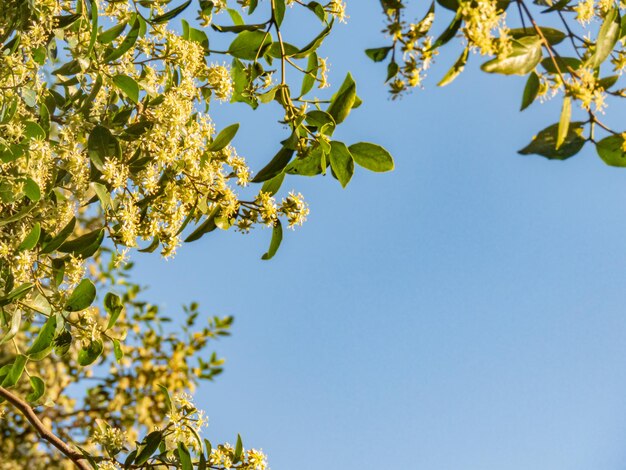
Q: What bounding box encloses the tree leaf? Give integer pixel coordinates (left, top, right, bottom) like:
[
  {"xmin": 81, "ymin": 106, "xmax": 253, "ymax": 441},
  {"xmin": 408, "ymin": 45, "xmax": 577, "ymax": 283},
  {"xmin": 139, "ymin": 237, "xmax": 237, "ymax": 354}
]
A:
[
  {"xmin": 509, "ymin": 27, "xmax": 566, "ymax": 45},
  {"xmin": 252, "ymin": 146, "xmax": 294, "ymax": 182},
  {"xmin": 98, "ymin": 22, "xmax": 127, "ymax": 44},
  {"xmin": 300, "ymin": 52, "xmax": 318, "ymax": 96},
  {"xmin": 113, "ymin": 74, "xmax": 140, "ymax": 104},
  {"xmin": 65, "ymin": 279, "xmax": 96, "ymax": 312},
  {"xmin": 178, "ymin": 442, "xmax": 193, "ymax": 470},
  {"xmin": 329, "ymin": 141, "xmax": 354, "ymax": 188},
  {"xmin": 228, "ymin": 31, "xmax": 272, "ymax": 60},
  {"xmin": 26, "ymin": 376, "xmax": 45, "ymax": 402},
  {"xmin": 26, "ymin": 315, "xmax": 56, "ymax": 359},
  {"xmin": 521, "ymin": 71, "xmax": 540, "ymax": 111},
  {"xmin": 365, "ymin": 46, "xmax": 393, "ymax": 62},
  {"xmin": 482, "ymin": 36, "xmax": 542, "ymax": 75},
  {"xmin": 104, "ymin": 18, "xmax": 140, "ymax": 62},
  {"xmin": 556, "ymin": 96, "xmax": 571, "ymax": 149},
  {"xmin": 41, "ymin": 217, "xmax": 76, "ymax": 254},
  {"xmin": 588, "ymin": 6, "xmax": 620, "ymax": 68},
  {"xmin": 23, "ymin": 178, "xmax": 41, "ymax": 202},
  {"xmin": 208, "ymin": 123, "xmax": 239, "ymax": 151},
  {"xmin": 1, "ymin": 354, "xmax": 27, "ymax": 387},
  {"xmin": 596, "ymin": 135, "xmax": 626, "ymax": 167},
  {"xmin": 88, "ymin": 126, "xmax": 121, "ymax": 169},
  {"xmin": 261, "ymin": 220, "xmax": 282, "ymax": 260},
  {"xmin": 91, "ymin": 182, "xmax": 112, "ymax": 210},
  {"xmin": 105, "ymin": 292, "xmax": 123, "ymax": 329},
  {"xmin": 234, "ymin": 434, "xmax": 243, "ymax": 463},
  {"xmin": 438, "ymin": 46, "xmax": 469, "ymax": 87},
  {"xmin": 327, "ymin": 73, "xmax": 357, "ymax": 125},
  {"xmin": 261, "ymin": 171, "xmax": 285, "ymax": 196},
  {"xmin": 348, "ymin": 142, "xmax": 394, "ymax": 172},
  {"xmin": 18, "ymin": 222, "xmax": 41, "ymax": 251},
  {"xmin": 77, "ymin": 339, "xmax": 104, "ymax": 366},
  {"xmin": 58, "ymin": 228, "xmax": 104, "ymax": 257},
  {"xmin": 135, "ymin": 431, "xmax": 163, "ymax": 464},
  {"xmin": 518, "ymin": 121, "xmax": 586, "ymax": 160},
  {"xmin": 151, "ymin": 0, "xmax": 192, "ymax": 23},
  {"xmin": 113, "ymin": 339, "xmax": 123, "ymax": 362},
  {"xmin": 0, "ymin": 310, "xmax": 21, "ymax": 345}
]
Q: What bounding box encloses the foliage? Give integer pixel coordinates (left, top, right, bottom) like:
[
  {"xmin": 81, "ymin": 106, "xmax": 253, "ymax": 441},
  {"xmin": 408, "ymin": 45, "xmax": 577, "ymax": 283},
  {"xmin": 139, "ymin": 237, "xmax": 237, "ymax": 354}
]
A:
[
  {"xmin": 0, "ymin": 0, "xmax": 393, "ymax": 468},
  {"xmin": 372, "ymin": 0, "xmax": 626, "ymax": 165}
]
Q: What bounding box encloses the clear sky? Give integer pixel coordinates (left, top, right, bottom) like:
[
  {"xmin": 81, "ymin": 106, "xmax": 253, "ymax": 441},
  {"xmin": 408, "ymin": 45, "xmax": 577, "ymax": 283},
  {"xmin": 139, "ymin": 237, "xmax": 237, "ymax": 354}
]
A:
[{"xmin": 133, "ymin": 4, "xmax": 626, "ymax": 470}]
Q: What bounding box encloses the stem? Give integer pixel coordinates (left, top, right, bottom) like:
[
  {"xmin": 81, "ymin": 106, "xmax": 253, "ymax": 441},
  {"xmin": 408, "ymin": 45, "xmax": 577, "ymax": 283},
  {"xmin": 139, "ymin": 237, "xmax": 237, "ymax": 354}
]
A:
[{"xmin": 0, "ymin": 387, "xmax": 91, "ymax": 470}]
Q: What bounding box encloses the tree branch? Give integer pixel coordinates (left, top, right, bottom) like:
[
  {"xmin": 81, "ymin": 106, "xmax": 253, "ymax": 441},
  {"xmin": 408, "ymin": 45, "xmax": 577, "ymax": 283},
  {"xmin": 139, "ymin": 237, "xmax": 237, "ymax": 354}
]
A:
[{"xmin": 0, "ymin": 386, "xmax": 91, "ymax": 470}]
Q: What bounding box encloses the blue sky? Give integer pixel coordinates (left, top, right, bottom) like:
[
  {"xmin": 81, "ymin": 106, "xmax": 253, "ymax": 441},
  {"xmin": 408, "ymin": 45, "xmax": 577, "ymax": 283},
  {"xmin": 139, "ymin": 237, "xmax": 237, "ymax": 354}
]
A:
[{"xmin": 133, "ymin": 4, "xmax": 626, "ymax": 470}]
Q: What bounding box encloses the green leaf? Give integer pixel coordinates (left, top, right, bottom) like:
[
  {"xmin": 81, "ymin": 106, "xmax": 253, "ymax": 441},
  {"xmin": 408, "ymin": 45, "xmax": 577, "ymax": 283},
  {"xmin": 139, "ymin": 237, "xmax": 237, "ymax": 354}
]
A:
[
  {"xmin": 113, "ymin": 339, "xmax": 123, "ymax": 362},
  {"xmin": 185, "ymin": 206, "xmax": 220, "ymax": 243},
  {"xmin": 365, "ymin": 46, "xmax": 393, "ymax": 62},
  {"xmin": 588, "ymin": 6, "xmax": 620, "ymax": 68},
  {"xmin": 41, "ymin": 217, "xmax": 76, "ymax": 254},
  {"xmin": 261, "ymin": 171, "xmax": 285, "ymax": 196},
  {"xmin": 26, "ymin": 376, "xmax": 45, "ymax": 402},
  {"xmin": 135, "ymin": 431, "xmax": 163, "ymax": 465},
  {"xmin": 151, "ymin": 0, "xmax": 192, "ymax": 23},
  {"xmin": 262, "ymin": 220, "xmax": 283, "ymax": 260},
  {"xmin": 329, "ymin": 141, "xmax": 354, "ymax": 188},
  {"xmin": 300, "ymin": 52, "xmax": 318, "ymax": 96},
  {"xmin": 274, "ymin": 0, "xmax": 286, "ymax": 26},
  {"xmin": 556, "ymin": 96, "xmax": 571, "ymax": 149},
  {"xmin": 252, "ymin": 146, "xmax": 294, "ymax": 182},
  {"xmin": 88, "ymin": 126, "xmax": 121, "ymax": 169},
  {"xmin": 18, "ymin": 223, "xmax": 41, "ymax": 251},
  {"xmin": 540, "ymin": 56, "xmax": 581, "ymax": 74},
  {"xmin": 104, "ymin": 18, "xmax": 140, "ymax": 62},
  {"xmin": 481, "ymin": 36, "xmax": 542, "ymax": 75},
  {"xmin": 509, "ymin": 27, "xmax": 566, "ymax": 45},
  {"xmin": 182, "ymin": 19, "xmax": 210, "ymax": 52},
  {"xmin": 58, "ymin": 228, "xmax": 104, "ymax": 257},
  {"xmin": 348, "ymin": 142, "xmax": 394, "ymax": 172},
  {"xmin": 77, "ymin": 339, "xmax": 104, "ymax": 366},
  {"xmin": 208, "ymin": 123, "xmax": 239, "ymax": 151},
  {"xmin": 0, "ymin": 283, "xmax": 34, "ymax": 307},
  {"xmin": 285, "ymin": 147, "xmax": 324, "ymax": 176},
  {"xmin": 518, "ymin": 121, "xmax": 586, "ymax": 160},
  {"xmin": 91, "ymin": 182, "xmax": 112, "ymax": 210},
  {"xmin": 98, "ymin": 22, "xmax": 126, "ymax": 44},
  {"xmin": 27, "ymin": 315, "xmax": 56, "ymax": 359},
  {"xmin": 53, "ymin": 330, "xmax": 72, "ymax": 357},
  {"xmin": 438, "ymin": 46, "xmax": 469, "ymax": 87},
  {"xmin": 228, "ymin": 31, "xmax": 272, "ymax": 60},
  {"xmin": 432, "ymin": 13, "xmax": 462, "ymax": 49},
  {"xmin": 327, "ymin": 73, "xmax": 357, "ymax": 125},
  {"xmin": 65, "ymin": 279, "xmax": 96, "ymax": 312},
  {"xmin": 104, "ymin": 292, "xmax": 123, "ymax": 329},
  {"xmin": 24, "ymin": 177, "xmax": 41, "ymax": 202},
  {"xmin": 596, "ymin": 135, "xmax": 626, "ymax": 167},
  {"xmin": 234, "ymin": 434, "xmax": 243, "ymax": 463},
  {"xmin": 521, "ymin": 71, "xmax": 540, "ymax": 111},
  {"xmin": 1, "ymin": 354, "xmax": 27, "ymax": 387},
  {"xmin": 294, "ymin": 22, "xmax": 332, "ymax": 59},
  {"xmin": 113, "ymin": 75, "xmax": 140, "ymax": 104},
  {"xmin": 178, "ymin": 443, "xmax": 193, "ymax": 470},
  {"xmin": 23, "ymin": 121, "xmax": 45, "ymax": 140},
  {"xmin": 0, "ymin": 310, "xmax": 21, "ymax": 345}
]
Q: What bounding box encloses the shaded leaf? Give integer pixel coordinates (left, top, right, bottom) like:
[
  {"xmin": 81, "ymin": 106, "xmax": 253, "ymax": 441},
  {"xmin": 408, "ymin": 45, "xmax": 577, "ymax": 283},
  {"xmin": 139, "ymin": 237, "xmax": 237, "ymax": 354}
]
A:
[{"xmin": 518, "ymin": 121, "xmax": 586, "ymax": 160}]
